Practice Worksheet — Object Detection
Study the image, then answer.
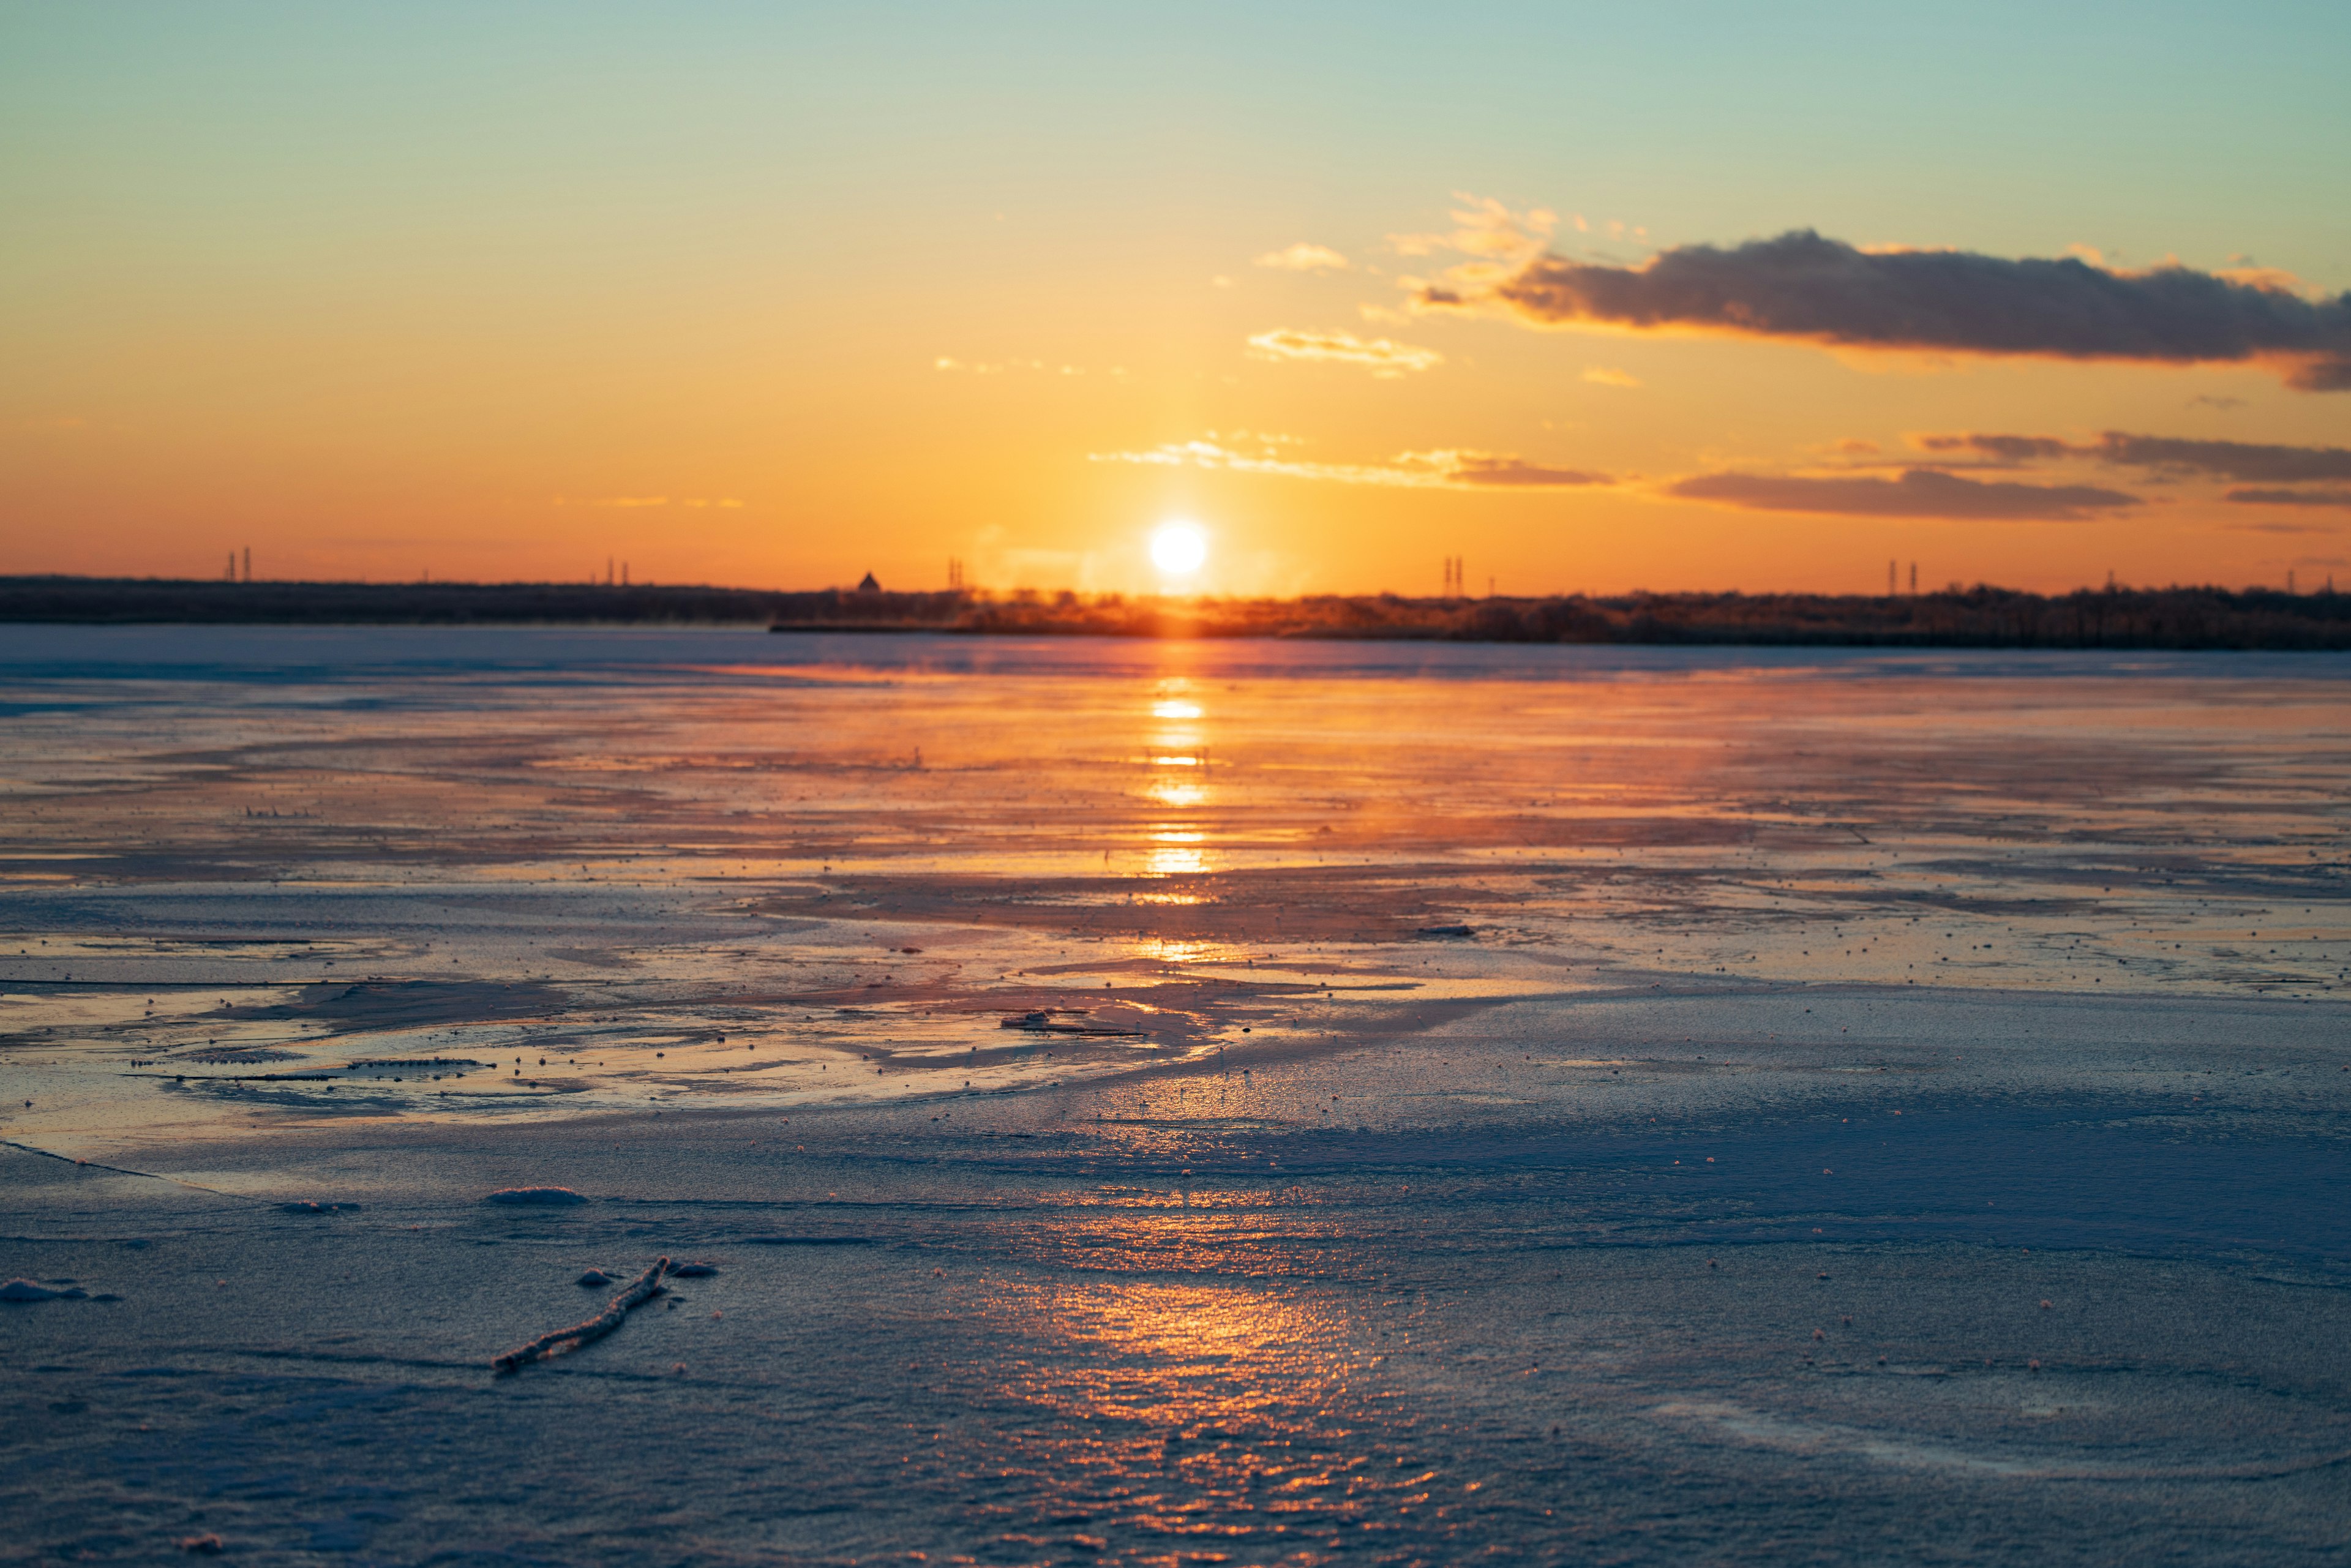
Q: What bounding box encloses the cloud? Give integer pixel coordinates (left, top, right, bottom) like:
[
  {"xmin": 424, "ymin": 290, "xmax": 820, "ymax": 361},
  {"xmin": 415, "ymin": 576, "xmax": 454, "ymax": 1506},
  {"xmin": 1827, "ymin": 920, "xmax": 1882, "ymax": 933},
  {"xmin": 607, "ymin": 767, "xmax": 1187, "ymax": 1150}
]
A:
[
  {"xmin": 936, "ymin": 356, "xmax": 1086, "ymax": 375},
  {"xmin": 1914, "ymin": 430, "xmax": 2351, "ymax": 483},
  {"xmin": 2222, "ymin": 517, "xmax": 2343, "ymax": 534},
  {"xmin": 1914, "ymin": 433, "xmax": 2075, "ymax": 463},
  {"xmin": 2225, "ymin": 487, "xmax": 2351, "ymax": 509},
  {"xmin": 2093, "ymin": 433, "xmax": 2351, "ymax": 481},
  {"xmin": 1419, "ymin": 228, "xmax": 2351, "ymax": 391},
  {"xmin": 1245, "ymin": 328, "xmax": 1442, "ymax": 377},
  {"xmin": 1668, "ymin": 468, "xmax": 2141, "ymax": 520},
  {"xmin": 1387, "ymin": 195, "xmax": 1557, "ymax": 261},
  {"xmin": 552, "ymin": 495, "xmax": 744, "ymax": 509},
  {"xmin": 1581, "ymin": 366, "xmax": 1642, "ymax": 388},
  {"xmin": 1254, "ymin": 242, "xmax": 1351, "ymax": 274},
  {"xmin": 1090, "ymin": 439, "xmax": 1606, "ymax": 490},
  {"xmin": 1416, "ymin": 451, "xmax": 1611, "ymax": 487}
]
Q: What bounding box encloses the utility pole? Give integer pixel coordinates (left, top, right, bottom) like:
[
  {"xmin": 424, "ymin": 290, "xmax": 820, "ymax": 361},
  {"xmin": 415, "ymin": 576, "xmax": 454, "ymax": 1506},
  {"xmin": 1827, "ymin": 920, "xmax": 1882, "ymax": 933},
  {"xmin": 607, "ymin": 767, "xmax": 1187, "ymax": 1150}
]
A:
[
  {"xmin": 948, "ymin": 557, "xmax": 965, "ymax": 591},
  {"xmin": 243, "ymin": 547, "xmax": 251, "ymax": 583},
  {"xmin": 1909, "ymin": 561, "xmax": 1918, "ymax": 595}
]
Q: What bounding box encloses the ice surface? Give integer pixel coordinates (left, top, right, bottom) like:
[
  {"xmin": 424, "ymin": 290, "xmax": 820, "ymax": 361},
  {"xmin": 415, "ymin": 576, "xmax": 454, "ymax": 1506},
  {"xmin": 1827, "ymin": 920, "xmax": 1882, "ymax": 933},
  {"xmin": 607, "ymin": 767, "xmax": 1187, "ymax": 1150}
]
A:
[{"xmin": 0, "ymin": 628, "xmax": 2344, "ymax": 1563}]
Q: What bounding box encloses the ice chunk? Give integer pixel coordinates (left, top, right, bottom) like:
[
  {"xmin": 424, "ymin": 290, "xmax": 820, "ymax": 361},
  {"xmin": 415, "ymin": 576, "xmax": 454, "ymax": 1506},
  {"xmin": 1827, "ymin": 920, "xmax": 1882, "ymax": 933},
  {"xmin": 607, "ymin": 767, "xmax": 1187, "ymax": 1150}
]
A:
[
  {"xmin": 484, "ymin": 1187, "xmax": 588, "ymax": 1206},
  {"xmin": 1, "ymin": 1279, "xmax": 89, "ymax": 1302},
  {"xmin": 493, "ymin": 1257, "xmax": 669, "ymax": 1374}
]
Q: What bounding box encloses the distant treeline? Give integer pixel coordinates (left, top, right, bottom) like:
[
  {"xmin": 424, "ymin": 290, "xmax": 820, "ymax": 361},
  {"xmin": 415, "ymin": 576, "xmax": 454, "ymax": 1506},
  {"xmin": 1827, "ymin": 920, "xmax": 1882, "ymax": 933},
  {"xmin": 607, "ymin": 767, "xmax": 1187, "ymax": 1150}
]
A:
[{"xmin": 3, "ymin": 576, "xmax": 2348, "ymax": 650}]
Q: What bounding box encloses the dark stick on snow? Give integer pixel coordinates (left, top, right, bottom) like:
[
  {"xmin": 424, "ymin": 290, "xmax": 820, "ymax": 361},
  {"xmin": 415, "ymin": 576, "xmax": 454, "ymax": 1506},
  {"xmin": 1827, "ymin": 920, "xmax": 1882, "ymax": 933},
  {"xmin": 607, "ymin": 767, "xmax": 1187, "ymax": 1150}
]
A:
[{"xmin": 492, "ymin": 1257, "xmax": 669, "ymax": 1375}]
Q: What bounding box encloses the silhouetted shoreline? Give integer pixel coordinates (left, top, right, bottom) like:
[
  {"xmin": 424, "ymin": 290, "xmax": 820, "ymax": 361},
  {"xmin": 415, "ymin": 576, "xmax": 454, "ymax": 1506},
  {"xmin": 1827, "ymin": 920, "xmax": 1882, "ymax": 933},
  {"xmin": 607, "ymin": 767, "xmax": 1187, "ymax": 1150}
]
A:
[{"xmin": 2, "ymin": 575, "xmax": 2345, "ymax": 650}]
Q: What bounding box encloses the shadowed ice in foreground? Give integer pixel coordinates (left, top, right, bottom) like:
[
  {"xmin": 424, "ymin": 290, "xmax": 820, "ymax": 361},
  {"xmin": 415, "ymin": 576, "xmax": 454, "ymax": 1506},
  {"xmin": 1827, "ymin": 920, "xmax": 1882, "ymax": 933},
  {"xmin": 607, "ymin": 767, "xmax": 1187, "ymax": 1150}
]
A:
[{"xmin": 2, "ymin": 628, "xmax": 2347, "ymax": 1563}]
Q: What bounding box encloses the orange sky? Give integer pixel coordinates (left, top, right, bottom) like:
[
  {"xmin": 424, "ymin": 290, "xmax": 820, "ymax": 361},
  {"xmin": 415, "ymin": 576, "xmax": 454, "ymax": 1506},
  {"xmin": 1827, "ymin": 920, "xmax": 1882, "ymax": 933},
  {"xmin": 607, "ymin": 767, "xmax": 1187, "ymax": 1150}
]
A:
[{"xmin": 4, "ymin": 6, "xmax": 2347, "ymax": 596}]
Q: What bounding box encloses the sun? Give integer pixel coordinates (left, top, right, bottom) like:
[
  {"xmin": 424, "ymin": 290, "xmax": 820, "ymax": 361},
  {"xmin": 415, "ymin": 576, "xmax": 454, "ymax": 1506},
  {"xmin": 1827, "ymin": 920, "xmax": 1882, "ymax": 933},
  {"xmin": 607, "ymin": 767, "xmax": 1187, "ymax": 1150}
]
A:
[{"xmin": 1150, "ymin": 520, "xmax": 1208, "ymax": 577}]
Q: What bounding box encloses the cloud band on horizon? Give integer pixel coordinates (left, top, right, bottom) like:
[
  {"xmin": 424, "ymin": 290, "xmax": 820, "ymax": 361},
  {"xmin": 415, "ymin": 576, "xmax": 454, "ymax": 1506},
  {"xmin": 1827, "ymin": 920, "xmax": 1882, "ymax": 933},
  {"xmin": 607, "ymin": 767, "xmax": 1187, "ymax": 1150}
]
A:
[
  {"xmin": 1420, "ymin": 230, "xmax": 2351, "ymax": 391},
  {"xmin": 1669, "ymin": 468, "xmax": 2141, "ymax": 521},
  {"xmin": 1919, "ymin": 430, "xmax": 2351, "ymax": 483},
  {"xmin": 1091, "ymin": 439, "xmax": 1608, "ymax": 490}
]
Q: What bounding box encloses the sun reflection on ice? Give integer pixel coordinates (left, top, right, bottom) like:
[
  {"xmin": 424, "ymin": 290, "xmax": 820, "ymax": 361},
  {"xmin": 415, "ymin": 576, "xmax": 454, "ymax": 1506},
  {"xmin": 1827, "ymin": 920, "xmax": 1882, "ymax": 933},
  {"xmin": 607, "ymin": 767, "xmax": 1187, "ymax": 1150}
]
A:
[
  {"xmin": 947, "ymin": 1271, "xmax": 1436, "ymax": 1548},
  {"xmin": 1146, "ymin": 846, "xmax": 1211, "ymax": 877}
]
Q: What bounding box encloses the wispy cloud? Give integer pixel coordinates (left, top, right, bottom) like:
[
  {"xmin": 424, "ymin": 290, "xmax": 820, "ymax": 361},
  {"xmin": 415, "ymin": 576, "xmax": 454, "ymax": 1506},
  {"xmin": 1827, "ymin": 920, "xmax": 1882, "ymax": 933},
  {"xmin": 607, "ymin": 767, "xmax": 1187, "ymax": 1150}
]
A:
[
  {"xmin": 1427, "ymin": 451, "xmax": 1613, "ymax": 487},
  {"xmin": 1917, "ymin": 430, "xmax": 2351, "ymax": 482},
  {"xmin": 1387, "ymin": 195, "xmax": 1556, "ymax": 260},
  {"xmin": 2225, "ymin": 487, "xmax": 2351, "ymax": 509},
  {"xmin": 1254, "ymin": 242, "xmax": 1351, "ymax": 274},
  {"xmin": 1581, "ymin": 366, "xmax": 1642, "ymax": 388},
  {"xmin": 1090, "ymin": 438, "xmax": 1607, "ymax": 490},
  {"xmin": 1245, "ymin": 328, "xmax": 1442, "ymax": 377},
  {"xmin": 554, "ymin": 496, "xmax": 743, "ymax": 509},
  {"xmin": 2222, "ymin": 518, "xmax": 2342, "ymax": 534},
  {"xmin": 1669, "ymin": 468, "xmax": 2141, "ymax": 520},
  {"xmin": 1415, "ymin": 228, "xmax": 2351, "ymax": 391},
  {"xmin": 936, "ymin": 356, "xmax": 1089, "ymax": 375}
]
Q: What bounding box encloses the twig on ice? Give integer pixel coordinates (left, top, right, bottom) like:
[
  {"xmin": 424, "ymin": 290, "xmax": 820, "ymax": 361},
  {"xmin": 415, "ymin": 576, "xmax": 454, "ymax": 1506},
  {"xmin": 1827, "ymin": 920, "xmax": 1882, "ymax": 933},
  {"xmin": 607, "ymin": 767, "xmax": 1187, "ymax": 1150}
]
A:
[{"xmin": 492, "ymin": 1257, "xmax": 669, "ymax": 1375}]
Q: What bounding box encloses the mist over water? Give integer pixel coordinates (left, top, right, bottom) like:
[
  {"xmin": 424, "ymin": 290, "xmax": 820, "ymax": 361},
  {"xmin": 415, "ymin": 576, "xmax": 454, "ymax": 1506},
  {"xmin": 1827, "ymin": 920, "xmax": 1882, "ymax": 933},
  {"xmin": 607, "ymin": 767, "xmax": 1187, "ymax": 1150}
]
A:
[{"xmin": 4, "ymin": 628, "xmax": 2347, "ymax": 1564}]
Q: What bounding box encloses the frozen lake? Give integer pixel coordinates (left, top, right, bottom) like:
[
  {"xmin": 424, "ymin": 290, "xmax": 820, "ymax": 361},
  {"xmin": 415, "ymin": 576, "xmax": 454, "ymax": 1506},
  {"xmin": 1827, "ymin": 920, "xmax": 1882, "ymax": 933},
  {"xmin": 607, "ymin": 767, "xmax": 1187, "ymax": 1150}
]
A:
[{"xmin": 3, "ymin": 626, "xmax": 2348, "ymax": 1562}]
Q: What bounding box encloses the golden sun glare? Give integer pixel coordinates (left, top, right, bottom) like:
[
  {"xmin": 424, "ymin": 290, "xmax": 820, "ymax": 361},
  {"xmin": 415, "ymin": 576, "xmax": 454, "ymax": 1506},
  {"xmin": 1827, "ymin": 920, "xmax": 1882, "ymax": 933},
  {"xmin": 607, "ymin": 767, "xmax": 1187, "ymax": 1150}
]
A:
[{"xmin": 1149, "ymin": 520, "xmax": 1208, "ymax": 577}]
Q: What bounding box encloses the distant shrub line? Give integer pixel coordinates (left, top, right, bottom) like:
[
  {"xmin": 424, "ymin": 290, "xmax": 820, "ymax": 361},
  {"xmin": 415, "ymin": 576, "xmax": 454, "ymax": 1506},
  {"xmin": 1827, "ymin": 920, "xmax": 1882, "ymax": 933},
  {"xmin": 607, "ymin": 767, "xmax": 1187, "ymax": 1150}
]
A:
[{"xmin": 2, "ymin": 577, "xmax": 2346, "ymax": 650}]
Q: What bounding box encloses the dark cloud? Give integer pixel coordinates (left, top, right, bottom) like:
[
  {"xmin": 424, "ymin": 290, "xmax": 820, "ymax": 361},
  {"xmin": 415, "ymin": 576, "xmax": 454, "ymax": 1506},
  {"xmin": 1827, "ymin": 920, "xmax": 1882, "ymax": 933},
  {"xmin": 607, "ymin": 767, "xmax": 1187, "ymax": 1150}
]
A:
[
  {"xmin": 1669, "ymin": 468, "xmax": 2141, "ymax": 520},
  {"xmin": 1911, "ymin": 430, "xmax": 2351, "ymax": 484},
  {"xmin": 2223, "ymin": 518, "xmax": 2341, "ymax": 535},
  {"xmin": 2225, "ymin": 487, "xmax": 2351, "ymax": 509},
  {"xmin": 1437, "ymin": 230, "xmax": 2351, "ymax": 391},
  {"xmin": 1914, "ymin": 433, "xmax": 2074, "ymax": 463},
  {"xmin": 1442, "ymin": 453, "xmax": 1610, "ymax": 487},
  {"xmin": 2096, "ymin": 433, "xmax": 2351, "ymax": 482}
]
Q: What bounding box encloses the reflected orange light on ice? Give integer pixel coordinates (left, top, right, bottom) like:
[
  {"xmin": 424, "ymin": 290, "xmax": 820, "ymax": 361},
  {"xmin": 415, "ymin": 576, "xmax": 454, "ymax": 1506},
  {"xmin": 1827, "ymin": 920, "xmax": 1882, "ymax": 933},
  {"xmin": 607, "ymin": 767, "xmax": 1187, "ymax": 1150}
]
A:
[
  {"xmin": 986, "ymin": 1277, "xmax": 1355, "ymax": 1423},
  {"xmin": 1146, "ymin": 846, "xmax": 1211, "ymax": 877}
]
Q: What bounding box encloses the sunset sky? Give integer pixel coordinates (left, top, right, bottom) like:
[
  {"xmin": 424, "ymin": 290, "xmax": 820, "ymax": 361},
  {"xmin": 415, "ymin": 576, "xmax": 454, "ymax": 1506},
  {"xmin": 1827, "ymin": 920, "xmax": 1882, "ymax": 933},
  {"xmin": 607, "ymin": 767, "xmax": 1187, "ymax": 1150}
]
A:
[{"xmin": 6, "ymin": 2, "xmax": 2349, "ymax": 596}]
